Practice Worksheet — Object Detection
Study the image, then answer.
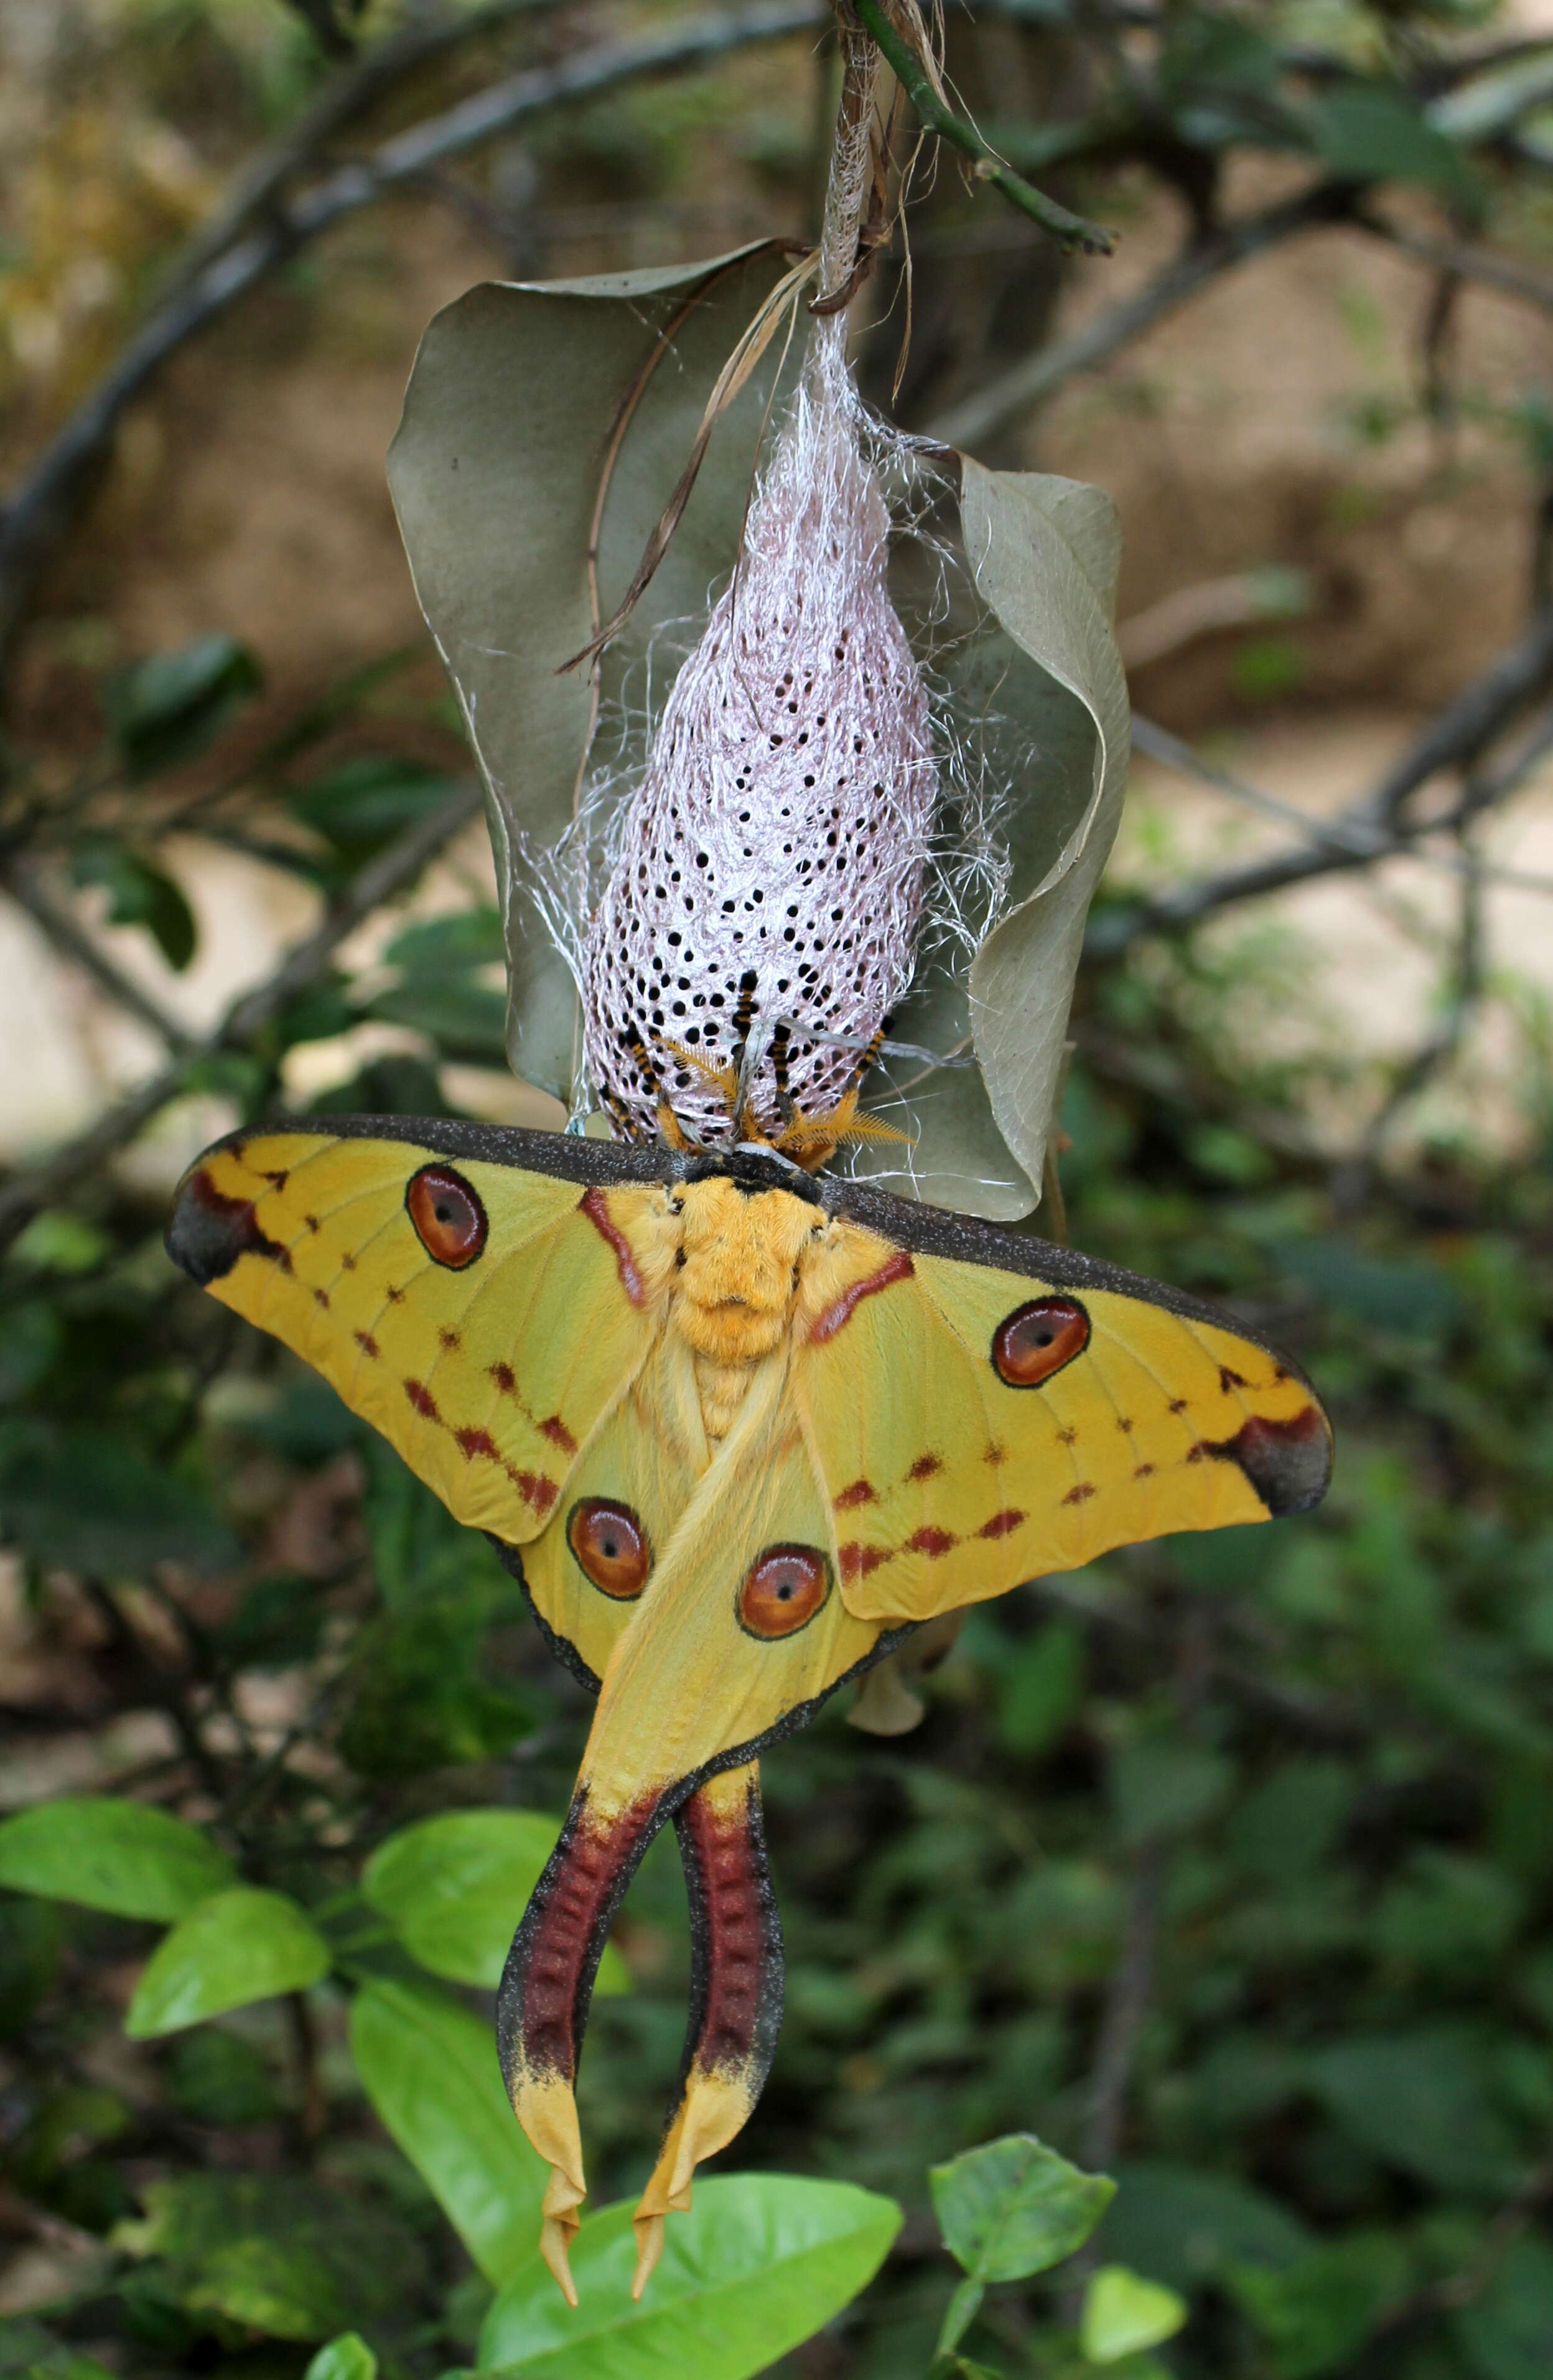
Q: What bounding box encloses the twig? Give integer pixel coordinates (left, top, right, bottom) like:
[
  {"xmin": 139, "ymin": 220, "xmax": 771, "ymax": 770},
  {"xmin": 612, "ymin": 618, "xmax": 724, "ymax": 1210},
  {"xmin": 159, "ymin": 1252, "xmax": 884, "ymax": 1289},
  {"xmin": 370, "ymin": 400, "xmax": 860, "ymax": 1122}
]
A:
[
  {"xmin": 2, "ymin": 862, "xmax": 198, "ymax": 1055},
  {"xmin": 925, "ymin": 180, "xmax": 1353, "ymax": 451},
  {"xmin": 0, "ymin": 781, "xmax": 483, "ymax": 1251},
  {"xmin": 1358, "ymin": 209, "xmax": 1553, "ymax": 317},
  {"xmin": 1091, "ymin": 686, "xmax": 1553, "ymax": 957},
  {"xmin": 851, "ymin": 0, "xmax": 1116, "ymax": 258},
  {"xmin": 0, "ymin": 1, "xmax": 826, "ymax": 661}
]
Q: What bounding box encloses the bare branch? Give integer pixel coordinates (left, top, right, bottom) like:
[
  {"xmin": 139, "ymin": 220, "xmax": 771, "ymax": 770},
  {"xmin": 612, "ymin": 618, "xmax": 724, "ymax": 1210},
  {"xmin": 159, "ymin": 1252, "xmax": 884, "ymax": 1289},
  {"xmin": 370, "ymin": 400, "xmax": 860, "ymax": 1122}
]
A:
[
  {"xmin": 2, "ymin": 862, "xmax": 198, "ymax": 1056},
  {"xmin": 0, "ymin": 1, "xmax": 824, "ymax": 661},
  {"xmin": 924, "ymin": 180, "xmax": 1354, "ymax": 451},
  {"xmin": 0, "ymin": 782, "xmax": 483, "ymax": 1252}
]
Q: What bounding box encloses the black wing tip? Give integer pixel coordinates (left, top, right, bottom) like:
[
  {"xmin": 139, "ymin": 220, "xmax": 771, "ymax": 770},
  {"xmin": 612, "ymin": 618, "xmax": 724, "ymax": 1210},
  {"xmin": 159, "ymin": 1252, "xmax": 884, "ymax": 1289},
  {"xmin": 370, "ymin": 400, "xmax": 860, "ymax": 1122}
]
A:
[
  {"xmin": 165, "ymin": 1156, "xmax": 289, "ymax": 1287},
  {"xmin": 1216, "ymin": 1403, "xmax": 1333, "ymax": 1518}
]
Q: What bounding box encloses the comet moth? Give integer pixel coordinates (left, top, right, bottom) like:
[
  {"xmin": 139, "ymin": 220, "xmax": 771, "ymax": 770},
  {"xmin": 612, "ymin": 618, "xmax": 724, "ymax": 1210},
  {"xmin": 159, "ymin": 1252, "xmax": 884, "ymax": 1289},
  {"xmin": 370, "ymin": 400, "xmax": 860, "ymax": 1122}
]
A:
[{"xmin": 167, "ymin": 1098, "xmax": 1330, "ymax": 2297}]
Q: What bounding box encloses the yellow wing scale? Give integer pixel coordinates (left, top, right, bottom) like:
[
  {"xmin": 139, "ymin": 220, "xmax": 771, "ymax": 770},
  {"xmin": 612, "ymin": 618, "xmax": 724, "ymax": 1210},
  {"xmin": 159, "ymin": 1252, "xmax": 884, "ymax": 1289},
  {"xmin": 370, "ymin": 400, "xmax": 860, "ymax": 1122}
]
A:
[
  {"xmin": 173, "ymin": 1132, "xmax": 659, "ymax": 1546},
  {"xmin": 795, "ymin": 1237, "xmax": 1327, "ymax": 1625}
]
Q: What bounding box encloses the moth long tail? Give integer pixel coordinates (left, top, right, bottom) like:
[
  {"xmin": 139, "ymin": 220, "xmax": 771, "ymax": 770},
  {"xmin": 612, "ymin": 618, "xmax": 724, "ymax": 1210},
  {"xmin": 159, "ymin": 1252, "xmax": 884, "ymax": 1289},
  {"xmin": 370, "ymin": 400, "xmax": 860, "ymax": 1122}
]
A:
[
  {"xmin": 495, "ymin": 1785, "xmax": 665, "ymax": 2303},
  {"xmin": 631, "ymin": 1761, "xmax": 784, "ymax": 2299}
]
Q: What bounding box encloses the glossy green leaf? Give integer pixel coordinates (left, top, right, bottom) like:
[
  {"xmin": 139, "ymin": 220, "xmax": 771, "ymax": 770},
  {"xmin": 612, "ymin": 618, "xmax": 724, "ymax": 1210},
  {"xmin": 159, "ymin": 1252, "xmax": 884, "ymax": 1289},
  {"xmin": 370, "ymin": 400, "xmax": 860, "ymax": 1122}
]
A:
[
  {"xmin": 349, "ymin": 1978, "xmax": 548, "ymax": 2286},
  {"xmin": 0, "ymin": 1798, "xmax": 236, "ymax": 1921},
  {"xmin": 289, "ymin": 758, "xmax": 465, "ymax": 861},
  {"xmin": 477, "ymin": 2174, "xmax": 900, "ymax": 2377},
  {"xmin": 124, "ymin": 1889, "xmax": 330, "ymax": 2036},
  {"xmin": 362, "ymin": 1809, "xmax": 627, "ymax": 1993},
  {"xmin": 931, "ymin": 2133, "xmax": 1115, "ymax": 2285},
  {"xmin": 104, "ymin": 634, "xmax": 261, "ymax": 779},
  {"xmin": 71, "ymin": 839, "xmax": 197, "ymax": 971},
  {"xmin": 1303, "ymin": 2030, "xmax": 1524, "ymax": 2196},
  {"xmin": 1307, "ymin": 84, "xmax": 1474, "ymax": 197},
  {"xmin": 1081, "ymin": 2265, "xmax": 1187, "ymax": 2362},
  {"xmin": 303, "ymin": 2337, "xmax": 376, "ymax": 2380}
]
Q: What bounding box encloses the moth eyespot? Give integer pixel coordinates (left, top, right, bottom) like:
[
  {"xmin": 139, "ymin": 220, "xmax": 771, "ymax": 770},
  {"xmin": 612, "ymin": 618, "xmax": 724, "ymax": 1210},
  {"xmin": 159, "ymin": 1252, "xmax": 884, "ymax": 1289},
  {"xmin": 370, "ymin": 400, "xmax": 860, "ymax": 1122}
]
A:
[
  {"xmin": 992, "ymin": 1296, "xmax": 1090, "ymax": 1387},
  {"xmin": 567, "ymin": 1498, "xmax": 651, "ymax": 1599},
  {"xmin": 737, "ymin": 1543, "xmax": 831, "ymax": 1639},
  {"xmin": 406, "ymin": 1165, "xmax": 487, "ymax": 1269}
]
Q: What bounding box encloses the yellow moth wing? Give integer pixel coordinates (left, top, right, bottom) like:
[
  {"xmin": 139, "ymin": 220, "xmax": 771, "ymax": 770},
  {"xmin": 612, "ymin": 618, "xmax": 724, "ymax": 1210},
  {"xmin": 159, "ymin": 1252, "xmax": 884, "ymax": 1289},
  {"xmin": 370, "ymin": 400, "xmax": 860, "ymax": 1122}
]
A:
[
  {"xmin": 572, "ymin": 1356, "xmax": 885, "ymax": 1820},
  {"xmin": 795, "ymin": 1229, "xmax": 1331, "ymax": 1624},
  {"xmin": 169, "ymin": 1131, "xmax": 661, "ymax": 1544},
  {"xmin": 515, "ymin": 1333, "xmax": 709, "ymax": 1687}
]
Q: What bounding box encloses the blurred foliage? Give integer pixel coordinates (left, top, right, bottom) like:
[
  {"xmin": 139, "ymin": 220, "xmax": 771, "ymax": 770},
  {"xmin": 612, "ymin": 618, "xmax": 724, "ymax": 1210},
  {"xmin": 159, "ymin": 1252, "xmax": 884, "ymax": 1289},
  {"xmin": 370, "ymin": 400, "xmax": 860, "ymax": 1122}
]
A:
[{"xmin": 4, "ymin": 0, "xmax": 1553, "ymax": 2373}]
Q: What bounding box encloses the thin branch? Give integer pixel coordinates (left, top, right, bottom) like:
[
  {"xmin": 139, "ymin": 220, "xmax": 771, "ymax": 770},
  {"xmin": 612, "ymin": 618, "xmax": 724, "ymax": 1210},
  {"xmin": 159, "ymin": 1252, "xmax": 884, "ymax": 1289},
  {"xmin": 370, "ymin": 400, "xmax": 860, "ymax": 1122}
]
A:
[
  {"xmin": 2, "ymin": 862, "xmax": 198, "ymax": 1055},
  {"xmin": 852, "ymin": 0, "xmax": 1115, "ymax": 256},
  {"xmin": 1358, "ymin": 208, "xmax": 1553, "ymax": 317},
  {"xmin": 0, "ymin": 782, "xmax": 483, "ymax": 1251},
  {"xmin": 1091, "ymin": 673, "xmax": 1553, "ymax": 955},
  {"xmin": 924, "ymin": 180, "xmax": 1354, "ymax": 451},
  {"xmin": 0, "ymin": 1, "xmax": 825, "ymax": 660}
]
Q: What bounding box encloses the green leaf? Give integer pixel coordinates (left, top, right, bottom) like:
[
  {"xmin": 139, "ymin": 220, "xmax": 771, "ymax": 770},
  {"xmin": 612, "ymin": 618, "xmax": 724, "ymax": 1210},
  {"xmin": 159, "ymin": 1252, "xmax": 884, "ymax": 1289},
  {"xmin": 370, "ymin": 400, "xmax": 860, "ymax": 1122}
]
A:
[
  {"xmin": 0, "ymin": 2317, "xmax": 117, "ymax": 2380},
  {"xmin": 1080, "ymin": 2266, "xmax": 1187, "ymax": 2363},
  {"xmin": 1096, "ymin": 2162, "xmax": 1312, "ymax": 2292},
  {"xmin": 382, "ymin": 906, "xmax": 505, "ymax": 975},
  {"xmin": 1111, "ymin": 1738, "xmax": 1233, "ymax": 1847},
  {"xmin": 1455, "ymin": 2236, "xmax": 1553, "ymax": 2380},
  {"xmin": 304, "ymin": 2335, "xmax": 377, "ymax": 2380},
  {"xmin": 0, "ymin": 1425, "xmax": 237, "ymax": 1575},
  {"xmin": 361, "ymin": 978, "xmax": 510, "ymax": 1066},
  {"xmin": 70, "ymin": 840, "xmax": 197, "ymax": 971},
  {"xmin": 349, "ymin": 1979, "xmax": 548, "ymax": 2287},
  {"xmin": 116, "ymin": 2175, "xmax": 424, "ymax": 2341},
  {"xmin": 124, "ymin": 1888, "xmax": 330, "ymax": 2036},
  {"xmin": 1303, "ymin": 2030, "xmax": 1524, "ymax": 2196},
  {"xmin": 0, "ymin": 1798, "xmax": 236, "ymax": 1921},
  {"xmin": 105, "ymin": 635, "xmax": 261, "ymax": 778},
  {"xmin": 930, "ymin": 2134, "xmax": 1115, "ymax": 2285},
  {"xmin": 1307, "ymin": 83, "xmax": 1475, "ymax": 197},
  {"xmin": 288, "ymin": 758, "xmax": 464, "ymax": 863},
  {"xmin": 477, "ymin": 2174, "xmax": 900, "ymax": 2378},
  {"xmin": 361, "ymin": 1811, "xmax": 628, "ymax": 1993},
  {"xmin": 936, "ymin": 2274, "xmax": 985, "ymax": 2358},
  {"xmin": 9, "ymin": 1212, "xmax": 111, "ymax": 1275},
  {"xmin": 1224, "ymin": 2234, "xmax": 1409, "ymax": 2380}
]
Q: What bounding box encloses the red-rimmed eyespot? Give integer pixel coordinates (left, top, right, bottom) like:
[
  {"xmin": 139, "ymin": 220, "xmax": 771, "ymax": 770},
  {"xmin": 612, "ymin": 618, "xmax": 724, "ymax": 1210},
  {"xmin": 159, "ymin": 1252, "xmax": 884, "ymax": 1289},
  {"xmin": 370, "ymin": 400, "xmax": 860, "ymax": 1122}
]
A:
[
  {"xmin": 992, "ymin": 1296, "xmax": 1090, "ymax": 1388},
  {"xmin": 567, "ymin": 1499, "xmax": 651, "ymax": 1600},
  {"xmin": 737, "ymin": 1543, "xmax": 831, "ymax": 1639},
  {"xmin": 406, "ymin": 1165, "xmax": 487, "ymax": 1268}
]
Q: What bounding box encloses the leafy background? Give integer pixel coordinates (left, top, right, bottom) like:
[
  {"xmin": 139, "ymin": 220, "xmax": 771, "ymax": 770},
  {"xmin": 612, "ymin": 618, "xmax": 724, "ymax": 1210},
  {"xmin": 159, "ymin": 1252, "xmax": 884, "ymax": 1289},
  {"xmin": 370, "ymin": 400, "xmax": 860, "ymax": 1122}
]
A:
[{"xmin": 3, "ymin": 1, "xmax": 1553, "ymax": 2377}]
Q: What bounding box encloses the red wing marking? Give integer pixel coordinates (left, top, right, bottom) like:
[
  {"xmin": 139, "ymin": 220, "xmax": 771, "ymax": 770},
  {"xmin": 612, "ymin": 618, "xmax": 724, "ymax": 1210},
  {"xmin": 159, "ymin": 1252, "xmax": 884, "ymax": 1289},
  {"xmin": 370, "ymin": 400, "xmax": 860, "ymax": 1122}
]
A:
[
  {"xmin": 579, "ymin": 1187, "xmax": 646, "ymax": 1306},
  {"xmin": 456, "ymin": 1427, "xmax": 500, "ymax": 1461},
  {"xmin": 353, "ymin": 1330, "xmax": 380, "ymax": 1359},
  {"xmin": 508, "ymin": 1793, "xmax": 661, "ymax": 2081},
  {"xmin": 983, "ymin": 1443, "xmax": 1008, "ymax": 1468},
  {"xmin": 438, "ymin": 1326, "xmax": 461, "ymax": 1350},
  {"xmin": 675, "ymin": 1781, "xmax": 779, "ymax": 2080},
  {"xmin": 312, "ymin": 1288, "xmax": 330, "ymax": 1309},
  {"xmin": 302, "ymin": 1214, "xmax": 319, "ymax": 1234},
  {"xmin": 540, "ymin": 1414, "xmax": 578, "ymax": 1455},
  {"xmin": 404, "ymin": 1379, "xmax": 439, "ymax": 1420},
  {"xmin": 834, "ymin": 1478, "xmax": 877, "ymax": 1511},
  {"xmin": 490, "ymin": 1361, "xmax": 516, "ymax": 1394},
  {"xmin": 907, "ymin": 1453, "xmax": 942, "ymax": 1482},
  {"xmin": 1134, "ymin": 1462, "xmax": 1156, "ymax": 1479},
  {"xmin": 1056, "ymin": 1426, "xmax": 1077, "ymax": 1447},
  {"xmin": 905, "ymin": 1526, "xmax": 956, "ymax": 1558},
  {"xmin": 979, "ymin": 1508, "xmax": 1027, "ymax": 1539},
  {"xmin": 1063, "ymin": 1483, "xmax": 1096, "ymax": 1504},
  {"xmin": 1220, "ymin": 1366, "xmax": 1250, "ymax": 1392},
  {"xmin": 839, "ymin": 1540, "xmax": 892, "ymax": 1583},
  {"xmin": 513, "ymin": 1469, "xmax": 559, "ymax": 1518},
  {"xmin": 808, "ymin": 1249, "xmax": 913, "ymax": 1344}
]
